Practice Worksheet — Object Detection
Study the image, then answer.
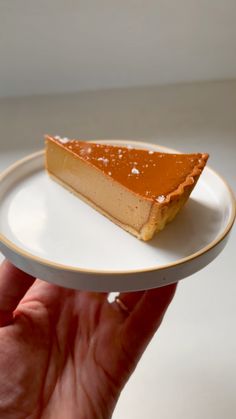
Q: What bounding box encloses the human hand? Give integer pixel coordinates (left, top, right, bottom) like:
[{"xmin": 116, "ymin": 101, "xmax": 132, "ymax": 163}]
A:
[{"xmin": 0, "ymin": 260, "xmax": 176, "ymax": 419}]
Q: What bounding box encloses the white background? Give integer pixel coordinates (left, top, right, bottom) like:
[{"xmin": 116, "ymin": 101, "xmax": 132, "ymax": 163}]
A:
[
  {"xmin": 0, "ymin": 1, "xmax": 236, "ymax": 97},
  {"xmin": 0, "ymin": 2, "xmax": 236, "ymax": 418},
  {"xmin": 0, "ymin": 81, "xmax": 235, "ymax": 418}
]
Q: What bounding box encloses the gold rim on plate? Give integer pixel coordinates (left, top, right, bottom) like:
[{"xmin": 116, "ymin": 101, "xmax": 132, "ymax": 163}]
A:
[{"xmin": 0, "ymin": 141, "xmax": 235, "ymax": 276}]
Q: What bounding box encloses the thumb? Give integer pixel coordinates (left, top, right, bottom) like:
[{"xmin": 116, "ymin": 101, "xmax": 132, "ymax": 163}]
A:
[{"xmin": 0, "ymin": 260, "xmax": 35, "ymax": 327}]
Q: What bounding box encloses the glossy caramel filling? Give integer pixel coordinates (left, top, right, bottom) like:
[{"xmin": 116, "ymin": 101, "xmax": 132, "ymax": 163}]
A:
[{"xmin": 48, "ymin": 136, "xmax": 206, "ymax": 202}]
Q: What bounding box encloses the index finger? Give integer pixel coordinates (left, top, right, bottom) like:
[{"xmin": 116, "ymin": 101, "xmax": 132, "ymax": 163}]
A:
[{"xmin": 121, "ymin": 283, "xmax": 177, "ymax": 359}]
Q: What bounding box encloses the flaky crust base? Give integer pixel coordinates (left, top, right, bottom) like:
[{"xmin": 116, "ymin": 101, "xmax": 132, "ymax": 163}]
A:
[
  {"xmin": 139, "ymin": 153, "xmax": 208, "ymax": 240},
  {"xmin": 140, "ymin": 178, "xmax": 198, "ymax": 240}
]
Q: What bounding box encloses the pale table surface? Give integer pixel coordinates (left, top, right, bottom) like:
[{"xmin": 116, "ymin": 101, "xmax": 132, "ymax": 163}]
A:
[{"xmin": 0, "ymin": 80, "xmax": 235, "ymax": 419}]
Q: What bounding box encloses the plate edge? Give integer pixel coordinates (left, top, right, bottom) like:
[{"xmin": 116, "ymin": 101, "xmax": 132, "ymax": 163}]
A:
[{"xmin": 0, "ymin": 142, "xmax": 235, "ymax": 276}]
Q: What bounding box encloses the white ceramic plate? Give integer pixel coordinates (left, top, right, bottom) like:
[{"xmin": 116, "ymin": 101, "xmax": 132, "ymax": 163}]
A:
[{"xmin": 0, "ymin": 141, "xmax": 235, "ymax": 291}]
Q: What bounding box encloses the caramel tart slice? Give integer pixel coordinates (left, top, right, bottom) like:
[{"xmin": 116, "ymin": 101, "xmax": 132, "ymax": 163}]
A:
[{"xmin": 45, "ymin": 136, "xmax": 208, "ymax": 241}]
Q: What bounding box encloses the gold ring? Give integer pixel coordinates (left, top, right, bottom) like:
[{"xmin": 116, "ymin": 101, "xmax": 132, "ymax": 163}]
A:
[{"xmin": 115, "ymin": 296, "xmax": 130, "ymax": 314}]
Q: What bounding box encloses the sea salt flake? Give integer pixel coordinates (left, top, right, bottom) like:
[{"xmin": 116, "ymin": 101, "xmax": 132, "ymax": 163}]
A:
[
  {"xmin": 131, "ymin": 167, "xmax": 140, "ymax": 175},
  {"xmin": 80, "ymin": 146, "xmax": 92, "ymax": 156},
  {"xmin": 148, "ymin": 150, "xmax": 154, "ymax": 154},
  {"xmin": 60, "ymin": 137, "xmax": 70, "ymax": 144},
  {"xmin": 156, "ymin": 195, "xmax": 165, "ymax": 203},
  {"xmin": 108, "ymin": 171, "xmax": 112, "ymax": 176},
  {"xmin": 118, "ymin": 149, "xmax": 122, "ymax": 154},
  {"xmin": 97, "ymin": 157, "xmax": 109, "ymax": 166},
  {"xmin": 54, "ymin": 135, "xmax": 70, "ymax": 144}
]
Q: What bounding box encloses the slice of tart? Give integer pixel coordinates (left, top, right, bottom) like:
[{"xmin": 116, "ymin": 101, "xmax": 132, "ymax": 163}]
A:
[{"xmin": 45, "ymin": 135, "xmax": 209, "ymax": 241}]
